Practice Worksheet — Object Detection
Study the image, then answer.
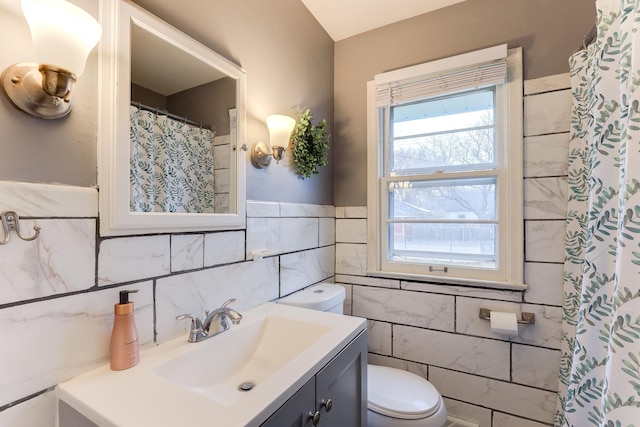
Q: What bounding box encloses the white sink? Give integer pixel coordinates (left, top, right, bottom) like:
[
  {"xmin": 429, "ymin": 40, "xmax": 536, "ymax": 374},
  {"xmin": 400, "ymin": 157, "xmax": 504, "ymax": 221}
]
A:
[
  {"xmin": 57, "ymin": 302, "xmax": 366, "ymax": 427},
  {"xmin": 151, "ymin": 315, "xmax": 332, "ymax": 404}
]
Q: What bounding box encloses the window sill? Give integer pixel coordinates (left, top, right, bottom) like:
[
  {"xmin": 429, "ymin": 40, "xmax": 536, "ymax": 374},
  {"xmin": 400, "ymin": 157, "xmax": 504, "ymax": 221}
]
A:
[{"xmin": 366, "ymin": 270, "xmax": 527, "ymax": 291}]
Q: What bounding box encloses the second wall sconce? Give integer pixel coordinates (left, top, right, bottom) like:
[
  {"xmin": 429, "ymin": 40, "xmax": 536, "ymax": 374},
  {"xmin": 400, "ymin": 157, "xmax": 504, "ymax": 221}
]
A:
[
  {"xmin": 0, "ymin": 0, "xmax": 102, "ymax": 119},
  {"xmin": 251, "ymin": 115, "xmax": 297, "ymax": 168}
]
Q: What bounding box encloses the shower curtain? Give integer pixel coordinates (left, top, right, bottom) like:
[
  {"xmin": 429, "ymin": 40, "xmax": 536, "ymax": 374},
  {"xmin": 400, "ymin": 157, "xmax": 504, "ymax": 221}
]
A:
[
  {"xmin": 129, "ymin": 106, "xmax": 216, "ymax": 213},
  {"xmin": 556, "ymin": 0, "xmax": 640, "ymax": 425}
]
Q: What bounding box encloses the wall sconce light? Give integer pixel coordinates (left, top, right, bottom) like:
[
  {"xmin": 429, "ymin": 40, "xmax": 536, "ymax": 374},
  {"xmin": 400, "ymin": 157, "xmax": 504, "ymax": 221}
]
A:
[
  {"xmin": 0, "ymin": 0, "xmax": 102, "ymax": 119},
  {"xmin": 251, "ymin": 115, "xmax": 297, "ymax": 169}
]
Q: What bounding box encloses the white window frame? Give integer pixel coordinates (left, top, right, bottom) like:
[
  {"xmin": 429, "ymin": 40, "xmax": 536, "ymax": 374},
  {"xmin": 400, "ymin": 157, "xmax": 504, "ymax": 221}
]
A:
[{"xmin": 366, "ymin": 46, "xmax": 525, "ymax": 290}]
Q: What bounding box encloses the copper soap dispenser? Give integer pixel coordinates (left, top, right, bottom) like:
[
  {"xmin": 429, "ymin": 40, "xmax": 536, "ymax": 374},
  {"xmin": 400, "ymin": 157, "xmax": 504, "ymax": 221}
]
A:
[{"xmin": 110, "ymin": 289, "xmax": 139, "ymax": 371}]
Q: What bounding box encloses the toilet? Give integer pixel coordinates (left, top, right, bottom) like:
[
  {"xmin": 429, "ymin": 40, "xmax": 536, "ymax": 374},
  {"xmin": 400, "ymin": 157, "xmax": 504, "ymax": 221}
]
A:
[{"xmin": 278, "ymin": 282, "xmax": 448, "ymax": 427}]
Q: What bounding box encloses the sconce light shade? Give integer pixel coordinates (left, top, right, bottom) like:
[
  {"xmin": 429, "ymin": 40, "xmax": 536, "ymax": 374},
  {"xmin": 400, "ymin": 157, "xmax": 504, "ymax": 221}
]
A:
[
  {"xmin": 0, "ymin": 0, "xmax": 101, "ymax": 119},
  {"xmin": 267, "ymin": 115, "xmax": 296, "ymax": 151},
  {"xmin": 22, "ymin": 0, "xmax": 102, "ymax": 77},
  {"xmin": 251, "ymin": 115, "xmax": 296, "ymax": 169}
]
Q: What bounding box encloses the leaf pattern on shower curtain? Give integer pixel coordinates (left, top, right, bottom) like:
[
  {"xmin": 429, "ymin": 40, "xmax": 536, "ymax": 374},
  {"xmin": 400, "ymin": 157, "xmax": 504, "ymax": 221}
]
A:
[
  {"xmin": 556, "ymin": 0, "xmax": 640, "ymax": 425},
  {"xmin": 129, "ymin": 106, "xmax": 216, "ymax": 213}
]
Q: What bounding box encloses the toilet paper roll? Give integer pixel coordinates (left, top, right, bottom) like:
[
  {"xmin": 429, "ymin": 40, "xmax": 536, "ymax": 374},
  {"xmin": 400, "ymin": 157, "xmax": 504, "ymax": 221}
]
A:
[{"xmin": 490, "ymin": 311, "xmax": 519, "ymax": 336}]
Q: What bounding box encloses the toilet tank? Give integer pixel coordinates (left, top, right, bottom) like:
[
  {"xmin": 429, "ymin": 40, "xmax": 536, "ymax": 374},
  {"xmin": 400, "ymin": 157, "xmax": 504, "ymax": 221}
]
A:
[{"xmin": 278, "ymin": 282, "xmax": 345, "ymax": 314}]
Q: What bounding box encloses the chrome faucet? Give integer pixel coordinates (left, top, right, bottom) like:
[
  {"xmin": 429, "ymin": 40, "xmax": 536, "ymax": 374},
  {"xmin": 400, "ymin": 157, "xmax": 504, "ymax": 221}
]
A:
[
  {"xmin": 203, "ymin": 298, "xmax": 243, "ymax": 335},
  {"xmin": 176, "ymin": 298, "xmax": 243, "ymax": 343}
]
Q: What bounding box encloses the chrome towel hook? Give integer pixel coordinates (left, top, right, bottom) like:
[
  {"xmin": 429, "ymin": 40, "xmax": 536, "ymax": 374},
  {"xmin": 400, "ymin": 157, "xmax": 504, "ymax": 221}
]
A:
[{"xmin": 0, "ymin": 210, "xmax": 41, "ymax": 245}]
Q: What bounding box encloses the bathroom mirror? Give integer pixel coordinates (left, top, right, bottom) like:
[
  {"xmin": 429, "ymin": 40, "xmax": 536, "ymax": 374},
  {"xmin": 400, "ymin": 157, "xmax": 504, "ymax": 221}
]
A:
[{"xmin": 98, "ymin": 0, "xmax": 246, "ymax": 236}]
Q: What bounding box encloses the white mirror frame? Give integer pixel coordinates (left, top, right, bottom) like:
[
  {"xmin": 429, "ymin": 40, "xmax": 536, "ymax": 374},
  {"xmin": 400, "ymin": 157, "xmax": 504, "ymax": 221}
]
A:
[{"xmin": 98, "ymin": 0, "xmax": 246, "ymax": 236}]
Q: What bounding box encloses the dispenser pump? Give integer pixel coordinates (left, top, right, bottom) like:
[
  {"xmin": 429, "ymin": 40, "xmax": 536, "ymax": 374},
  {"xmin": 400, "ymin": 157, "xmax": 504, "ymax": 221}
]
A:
[
  {"xmin": 119, "ymin": 289, "xmax": 137, "ymax": 304},
  {"xmin": 114, "ymin": 289, "xmax": 138, "ymax": 316}
]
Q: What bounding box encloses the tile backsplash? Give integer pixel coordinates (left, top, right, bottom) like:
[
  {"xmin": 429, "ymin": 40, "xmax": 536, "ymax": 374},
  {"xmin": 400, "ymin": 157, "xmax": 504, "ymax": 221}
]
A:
[{"xmin": 0, "ymin": 192, "xmax": 334, "ymax": 426}]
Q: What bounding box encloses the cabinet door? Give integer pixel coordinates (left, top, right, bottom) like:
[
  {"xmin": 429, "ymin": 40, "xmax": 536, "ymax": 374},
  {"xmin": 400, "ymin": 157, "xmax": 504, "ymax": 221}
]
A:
[
  {"xmin": 315, "ymin": 330, "xmax": 368, "ymax": 427},
  {"xmin": 261, "ymin": 376, "xmax": 317, "ymax": 427}
]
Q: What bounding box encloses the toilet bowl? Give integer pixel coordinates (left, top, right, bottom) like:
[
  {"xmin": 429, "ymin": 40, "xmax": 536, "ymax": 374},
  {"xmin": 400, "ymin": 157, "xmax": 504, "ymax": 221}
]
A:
[{"xmin": 278, "ymin": 282, "xmax": 448, "ymax": 427}]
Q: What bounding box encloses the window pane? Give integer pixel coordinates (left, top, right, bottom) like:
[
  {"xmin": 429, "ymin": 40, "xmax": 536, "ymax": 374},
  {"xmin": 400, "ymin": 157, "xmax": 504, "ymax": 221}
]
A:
[
  {"xmin": 388, "ymin": 223, "xmax": 497, "ymax": 269},
  {"xmin": 388, "ymin": 177, "xmax": 496, "ymax": 221},
  {"xmin": 393, "ymin": 89, "xmax": 495, "ymax": 136},
  {"xmin": 391, "ymin": 128, "xmax": 496, "ymax": 174},
  {"xmin": 390, "ymin": 89, "xmax": 496, "ymax": 173}
]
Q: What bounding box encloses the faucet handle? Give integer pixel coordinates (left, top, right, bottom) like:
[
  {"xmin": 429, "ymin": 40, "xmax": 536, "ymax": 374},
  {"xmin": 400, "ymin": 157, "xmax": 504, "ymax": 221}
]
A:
[
  {"xmin": 176, "ymin": 313, "xmax": 202, "ymax": 324},
  {"xmin": 176, "ymin": 314, "xmax": 206, "ymax": 343}
]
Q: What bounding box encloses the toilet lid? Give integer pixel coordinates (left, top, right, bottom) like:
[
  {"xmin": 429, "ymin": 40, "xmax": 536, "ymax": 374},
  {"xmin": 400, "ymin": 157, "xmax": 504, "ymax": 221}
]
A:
[
  {"xmin": 367, "ymin": 365, "xmax": 441, "ymax": 420},
  {"xmin": 278, "ymin": 283, "xmax": 345, "ymax": 312}
]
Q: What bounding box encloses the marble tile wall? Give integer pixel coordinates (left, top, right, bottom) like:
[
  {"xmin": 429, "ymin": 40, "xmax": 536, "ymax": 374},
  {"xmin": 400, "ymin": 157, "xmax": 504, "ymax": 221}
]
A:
[
  {"xmin": 0, "ymin": 189, "xmax": 335, "ymax": 426},
  {"xmin": 336, "ymin": 73, "xmax": 571, "ymax": 427}
]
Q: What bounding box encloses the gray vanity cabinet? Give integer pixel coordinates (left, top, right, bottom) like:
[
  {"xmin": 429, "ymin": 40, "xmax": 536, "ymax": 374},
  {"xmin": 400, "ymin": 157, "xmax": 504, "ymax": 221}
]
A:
[
  {"xmin": 259, "ymin": 376, "xmax": 317, "ymax": 427},
  {"xmin": 260, "ymin": 330, "xmax": 367, "ymax": 427}
]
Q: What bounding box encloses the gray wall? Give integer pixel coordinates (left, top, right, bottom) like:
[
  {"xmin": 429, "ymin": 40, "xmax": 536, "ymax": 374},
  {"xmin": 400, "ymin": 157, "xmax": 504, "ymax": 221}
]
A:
[
  {"xmin": 333, "ymin": 0, "xmax": 596, "ymax": 206},
  {"xmin": 168, "ymin": 77, "xmax": 236, "ymax": 135},
  {"xmin": 0, "ymin": 0, "xmax": 334, "ymax": 205},
  {"xmin": 131, "ymin": 83, "xmax": 168, "ymax": 110}
]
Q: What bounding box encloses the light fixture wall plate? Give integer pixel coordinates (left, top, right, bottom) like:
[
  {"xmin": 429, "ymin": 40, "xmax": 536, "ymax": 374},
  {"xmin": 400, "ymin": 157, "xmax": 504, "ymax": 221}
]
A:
[
  {"xmin": 251, "ymin": 141, "xmax": 273, "ymax": 168},
  {"xmin": 1, "ymin": 63, "xmax": 74, "ymax": 119}
]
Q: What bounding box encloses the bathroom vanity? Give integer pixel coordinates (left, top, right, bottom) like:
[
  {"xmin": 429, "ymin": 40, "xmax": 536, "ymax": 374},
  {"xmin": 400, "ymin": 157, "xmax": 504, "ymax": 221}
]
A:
[
  {"xmin": 261, "ymin": 328, "xmax": 366, "ymax": 426},
  {"xmin": 57, "ymin": 303, "xmax": 367, "ymax": 427}
]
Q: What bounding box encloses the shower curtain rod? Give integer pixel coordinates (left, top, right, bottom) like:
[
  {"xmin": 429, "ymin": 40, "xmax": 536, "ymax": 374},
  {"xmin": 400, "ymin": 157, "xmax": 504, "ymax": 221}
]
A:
[{"xmin": 131, "ymin": 101, "xmax": 213, "ymax": 131}]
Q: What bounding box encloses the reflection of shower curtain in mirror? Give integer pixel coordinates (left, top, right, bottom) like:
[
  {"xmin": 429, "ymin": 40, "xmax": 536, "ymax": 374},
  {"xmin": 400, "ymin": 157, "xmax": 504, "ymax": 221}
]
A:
[{"xmin": 129, "ymin": 106, "xmax": 215, "ymax": 213}]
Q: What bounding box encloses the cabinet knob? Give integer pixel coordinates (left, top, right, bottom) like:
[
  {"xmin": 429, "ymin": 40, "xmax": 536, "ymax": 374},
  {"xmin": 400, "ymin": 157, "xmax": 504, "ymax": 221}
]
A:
[
  {"xmin": 308, "ymin": 411, "xmax": 321, "ymax": 426},
  {"xmin": 320, "ymin": 398, "xmax": 333, "ymax": 412}
]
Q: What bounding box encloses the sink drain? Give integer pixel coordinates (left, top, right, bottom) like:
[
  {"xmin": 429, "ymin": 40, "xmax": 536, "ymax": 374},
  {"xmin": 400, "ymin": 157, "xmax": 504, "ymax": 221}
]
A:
[{"xmin": 238, "ymin": 381, "xmax": 255, "ymax": 392}]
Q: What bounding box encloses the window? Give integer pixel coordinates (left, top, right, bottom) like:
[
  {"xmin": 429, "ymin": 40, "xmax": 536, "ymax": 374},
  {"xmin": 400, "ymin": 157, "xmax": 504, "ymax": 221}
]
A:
[{"xmin": 367, "ymin": 45, "xmax": 524, "ymax": 289}]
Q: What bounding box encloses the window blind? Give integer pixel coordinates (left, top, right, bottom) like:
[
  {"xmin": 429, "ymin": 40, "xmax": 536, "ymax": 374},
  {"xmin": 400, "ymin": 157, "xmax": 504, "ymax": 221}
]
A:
[
  {"xmin": 374, "ymin": 44, "xmax": 508, "ymax": 107},
  {"xmin": 376, "ymin": 59, "xmax": 506, "ymax": 107}
]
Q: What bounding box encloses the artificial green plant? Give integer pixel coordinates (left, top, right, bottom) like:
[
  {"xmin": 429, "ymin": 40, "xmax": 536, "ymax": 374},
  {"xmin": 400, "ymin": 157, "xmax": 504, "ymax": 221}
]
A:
[{"xmin": 291, "ymin": 108, "xmax": 330, "ymax": 179}]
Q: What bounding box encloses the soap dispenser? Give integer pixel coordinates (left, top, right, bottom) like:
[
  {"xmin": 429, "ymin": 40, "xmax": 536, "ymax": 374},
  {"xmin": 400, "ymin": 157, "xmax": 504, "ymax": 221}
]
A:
[{"xmin": 110, "ymin": 289, "xmax": 139, "ymax": 371}]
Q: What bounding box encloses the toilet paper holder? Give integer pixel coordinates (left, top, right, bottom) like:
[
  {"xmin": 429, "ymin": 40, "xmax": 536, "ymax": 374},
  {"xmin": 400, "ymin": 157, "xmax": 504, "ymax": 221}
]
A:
[{"xmin": 479, "ymin": 308, "xmax": 535, "ymax": 324}]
